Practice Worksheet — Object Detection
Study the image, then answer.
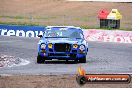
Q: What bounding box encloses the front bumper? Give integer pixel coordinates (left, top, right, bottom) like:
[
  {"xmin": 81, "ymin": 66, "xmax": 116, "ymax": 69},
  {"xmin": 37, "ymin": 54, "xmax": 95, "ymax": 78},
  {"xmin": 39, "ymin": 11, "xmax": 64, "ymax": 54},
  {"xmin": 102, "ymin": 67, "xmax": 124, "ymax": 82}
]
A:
[
  {"xmin": 38, "ymin": 43, "xmax": 87, "ymax": 60},
  {"xmin": 39, "ymin": 52, "xmax": 86, "ymax": 60}
]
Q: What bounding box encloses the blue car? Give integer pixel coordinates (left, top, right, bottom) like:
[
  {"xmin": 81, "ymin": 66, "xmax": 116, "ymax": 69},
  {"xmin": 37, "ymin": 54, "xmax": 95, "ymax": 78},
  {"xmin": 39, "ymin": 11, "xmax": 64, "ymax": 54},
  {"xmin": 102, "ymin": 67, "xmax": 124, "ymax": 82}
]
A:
[{"xmin": 37, "ymin": 26, "xmax": 88, "ymax": 63}]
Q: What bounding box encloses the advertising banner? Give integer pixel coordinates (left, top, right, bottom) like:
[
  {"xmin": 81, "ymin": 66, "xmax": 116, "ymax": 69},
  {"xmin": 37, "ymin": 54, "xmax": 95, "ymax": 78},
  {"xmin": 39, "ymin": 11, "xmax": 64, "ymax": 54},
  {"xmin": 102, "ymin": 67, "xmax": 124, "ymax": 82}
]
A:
[
  {"xmin": 84, "ymin": 29, "xmax": 132, "ymax": 43},
  {"xmin": 0, "ymin": 25, "xmax": 132, "ymax": 43},
  {"xmin": 0, "ymin": 25, "xmax": 45, "ymax": 37}
]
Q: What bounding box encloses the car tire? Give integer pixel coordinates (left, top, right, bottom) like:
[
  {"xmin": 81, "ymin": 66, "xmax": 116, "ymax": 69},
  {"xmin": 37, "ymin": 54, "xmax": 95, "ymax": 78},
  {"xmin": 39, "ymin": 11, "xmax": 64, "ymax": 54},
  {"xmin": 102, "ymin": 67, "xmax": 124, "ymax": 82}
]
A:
[
  {"xmin": 37, "ymin": 55, "xmax": 45, "ymax": 64},
  {"xmin": 79, "ymin": 56, "xmax": 86, "ymax": 63},
  {"xmin": 74, "ymin": 59, "xmax": 78, "ymax": 64},
  {"xmin": 66, "ymin": 59, "xmax": 69, "ymax": 63}
]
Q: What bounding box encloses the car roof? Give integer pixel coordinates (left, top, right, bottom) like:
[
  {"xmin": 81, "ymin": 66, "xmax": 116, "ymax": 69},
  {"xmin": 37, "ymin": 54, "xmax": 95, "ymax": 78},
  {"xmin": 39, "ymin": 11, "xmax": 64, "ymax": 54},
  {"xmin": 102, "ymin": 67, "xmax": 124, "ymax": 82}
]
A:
[
  {"xmin": 45, "ymin": 26, "xmax": 83, "ymax": 33},
  {"xmin": 46, "ymin": 26, "xmax": 75, "ymax": 28},
  {"xmin": 46, "ymin": 26, "xmax": 82, "ymax": 29}
]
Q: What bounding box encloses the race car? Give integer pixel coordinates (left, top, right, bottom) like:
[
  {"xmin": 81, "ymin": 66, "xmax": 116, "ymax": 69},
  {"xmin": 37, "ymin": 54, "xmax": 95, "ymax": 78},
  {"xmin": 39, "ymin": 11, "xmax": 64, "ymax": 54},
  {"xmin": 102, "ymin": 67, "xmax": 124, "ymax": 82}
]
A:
[{"xmin": 37, "ymin": 26, "xmax": 88, "ymax": 63}]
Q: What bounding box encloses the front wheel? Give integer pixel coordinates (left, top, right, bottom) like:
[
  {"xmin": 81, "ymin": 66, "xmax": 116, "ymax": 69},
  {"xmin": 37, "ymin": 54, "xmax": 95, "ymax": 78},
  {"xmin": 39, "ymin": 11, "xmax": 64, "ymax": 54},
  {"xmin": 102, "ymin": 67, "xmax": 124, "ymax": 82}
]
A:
[
  {"xmin": 74, "ymin": 59, "xmax": 78, "ymax": 64},
  {"xmin": 37, "ymin": 55, "xmax": 45, "ymax": 64},
  {"xmin": 79, "ymin": 56, "xmax": 86, "ymax": 63}
]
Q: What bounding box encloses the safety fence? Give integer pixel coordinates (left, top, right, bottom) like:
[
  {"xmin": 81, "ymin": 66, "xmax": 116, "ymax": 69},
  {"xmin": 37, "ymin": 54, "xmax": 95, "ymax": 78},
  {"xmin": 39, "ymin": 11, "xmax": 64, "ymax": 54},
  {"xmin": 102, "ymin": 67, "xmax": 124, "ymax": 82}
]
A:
[{"xmin": 0, "ymin": 25, "xmax": 132, "ymax": 43}]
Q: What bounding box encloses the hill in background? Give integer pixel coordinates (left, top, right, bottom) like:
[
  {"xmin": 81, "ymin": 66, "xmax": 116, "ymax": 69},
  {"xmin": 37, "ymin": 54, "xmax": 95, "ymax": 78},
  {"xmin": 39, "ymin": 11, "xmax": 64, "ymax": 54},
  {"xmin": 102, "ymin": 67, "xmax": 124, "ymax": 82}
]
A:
[{"xmin": 0, "ymin": 0, "xmax": 132, "ymax": 29}]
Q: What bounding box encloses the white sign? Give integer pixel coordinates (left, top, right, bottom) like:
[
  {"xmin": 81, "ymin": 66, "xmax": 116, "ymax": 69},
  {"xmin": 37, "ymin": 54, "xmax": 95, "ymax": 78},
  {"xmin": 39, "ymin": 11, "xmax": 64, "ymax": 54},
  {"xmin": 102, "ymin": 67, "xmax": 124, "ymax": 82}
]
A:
[{"xmin": 0, "ymin": 29, "xmax": 44, "ymax": 37}]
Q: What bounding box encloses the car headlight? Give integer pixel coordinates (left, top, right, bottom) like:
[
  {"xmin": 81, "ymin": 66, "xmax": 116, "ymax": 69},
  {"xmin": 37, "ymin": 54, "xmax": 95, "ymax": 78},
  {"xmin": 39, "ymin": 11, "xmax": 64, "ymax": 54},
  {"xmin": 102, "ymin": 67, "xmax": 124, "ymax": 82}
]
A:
[
  {"xmin": 73, "ymin": 44, "xmax": 78, "ymax": 48},
  {"xmin": 41, "ymin": 43, "xmax": 46, "ymax": 49},
  {"xmin": 48, "ymin": 43, "xmax": 52, "ymax": 48},
  {"xmin": 79, "ymin": 45, "xmax": 85, "ymax": 51}
]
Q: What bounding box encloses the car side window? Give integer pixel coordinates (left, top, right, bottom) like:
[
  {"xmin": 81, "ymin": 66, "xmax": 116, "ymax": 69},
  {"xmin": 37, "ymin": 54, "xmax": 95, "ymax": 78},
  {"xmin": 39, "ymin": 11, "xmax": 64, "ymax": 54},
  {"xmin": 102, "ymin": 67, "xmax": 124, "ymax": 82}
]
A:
[
  {"xmin": 70, "ymin": 32, "xmax": 83, "ymax": 38},
  {"xmin": 70, "ymin": 32, "xmax": 81, "ymax": 38},
  {"xmin": 80, "ymin": 33, "xmax": 84, "ymax": 39}
]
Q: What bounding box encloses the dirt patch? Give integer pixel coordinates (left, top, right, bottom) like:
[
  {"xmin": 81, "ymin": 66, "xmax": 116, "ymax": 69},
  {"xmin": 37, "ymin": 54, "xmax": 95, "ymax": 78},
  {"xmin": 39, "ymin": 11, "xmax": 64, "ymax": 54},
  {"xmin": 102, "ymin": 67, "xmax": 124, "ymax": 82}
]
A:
[
  {"xmin": 0, "ymin": 75, "xmax": 131, "ymax": 88},
  {"xmin": 0, "ymin": 0, "xmax": 132, "ymax": 29}
]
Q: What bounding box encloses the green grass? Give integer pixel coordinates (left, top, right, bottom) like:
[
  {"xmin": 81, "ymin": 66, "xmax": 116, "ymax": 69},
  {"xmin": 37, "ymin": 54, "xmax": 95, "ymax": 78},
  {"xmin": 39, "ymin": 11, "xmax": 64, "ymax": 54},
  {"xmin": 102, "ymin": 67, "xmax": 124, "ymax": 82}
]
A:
[
  {"xmin": 0, "ymin": 21, "xmax": 131, "ymax": 31},
  {"xmin": 0, "ymin": 15, "xmax": 25, "ymax": 19},
  {"xmin": 0, "ymin": 22, "xmax": 99, "ymax": 29},
  {"xmin": 74, "ymin": 17, "xmax": 91, "ymax": 22},
  {"xmin": 119, "ymin": 28, "xmax": 132, "ymax": 31},
  {"xmin": 36, "ymin": 16, "xmax": 57, "ymax": 20},
  {"xmin": 0, "ymin": 15, "xmax": 57, "ymax": 20},
  {"xmin": 0, "ymin": 22, "xmax": 41, "ymax": 26}
]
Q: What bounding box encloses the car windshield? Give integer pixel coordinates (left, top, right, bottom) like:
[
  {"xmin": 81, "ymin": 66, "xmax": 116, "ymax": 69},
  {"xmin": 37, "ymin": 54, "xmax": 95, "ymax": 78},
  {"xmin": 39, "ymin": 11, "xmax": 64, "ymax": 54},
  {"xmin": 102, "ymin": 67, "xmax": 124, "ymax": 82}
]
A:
[{"xmin": 44, "ymin": 27, "xmax": 83, "ymax": 39}]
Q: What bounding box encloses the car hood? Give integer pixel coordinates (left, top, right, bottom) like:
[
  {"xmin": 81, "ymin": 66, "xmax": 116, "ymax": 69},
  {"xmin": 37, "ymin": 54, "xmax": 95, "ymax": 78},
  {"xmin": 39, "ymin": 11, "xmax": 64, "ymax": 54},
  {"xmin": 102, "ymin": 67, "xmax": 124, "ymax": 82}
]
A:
[{"xmin": 46, "ymin": 38, "xmax": 83, "ymax": 44}]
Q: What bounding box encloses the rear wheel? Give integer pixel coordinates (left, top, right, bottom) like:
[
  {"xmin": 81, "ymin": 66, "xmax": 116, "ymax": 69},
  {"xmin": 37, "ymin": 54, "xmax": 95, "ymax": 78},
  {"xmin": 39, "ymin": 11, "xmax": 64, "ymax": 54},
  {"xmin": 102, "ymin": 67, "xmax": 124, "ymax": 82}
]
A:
[
  {"xmin": 79, "ymin": 56, "xmax": 86, "ymax": 63},
  {"xmin": 37, "ymin": 55, "xmax": 45, "ymax": 64}
]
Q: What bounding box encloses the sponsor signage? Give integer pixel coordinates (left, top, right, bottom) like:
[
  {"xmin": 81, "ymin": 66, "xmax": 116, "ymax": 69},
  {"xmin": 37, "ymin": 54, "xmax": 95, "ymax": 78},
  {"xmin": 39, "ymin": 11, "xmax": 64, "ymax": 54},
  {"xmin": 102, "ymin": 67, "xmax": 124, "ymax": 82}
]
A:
[
  {"xmin": 0, "ymin": 25, "xmax": 45, "ymax": 37},
  {"xmin": 0, "ymin": 25, "xmax": 132, "ymax": 43},
  {"xmin": 84, "ymin": 29, "xmax": 132, "ymax": 43}
]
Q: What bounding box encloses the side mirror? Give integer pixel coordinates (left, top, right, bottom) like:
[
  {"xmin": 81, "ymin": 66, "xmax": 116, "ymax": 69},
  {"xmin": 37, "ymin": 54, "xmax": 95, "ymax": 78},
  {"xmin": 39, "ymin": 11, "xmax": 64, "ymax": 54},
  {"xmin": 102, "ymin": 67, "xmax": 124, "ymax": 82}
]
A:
[{"xmin": 37, "ymin": 35, "xmax": 43, "ymax": 38}]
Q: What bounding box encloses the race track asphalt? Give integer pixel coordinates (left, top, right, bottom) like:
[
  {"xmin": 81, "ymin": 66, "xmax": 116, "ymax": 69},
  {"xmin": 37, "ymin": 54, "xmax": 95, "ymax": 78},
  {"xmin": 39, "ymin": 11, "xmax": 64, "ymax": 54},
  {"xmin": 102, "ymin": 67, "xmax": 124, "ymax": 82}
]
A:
[{"xmin": 0, "ymin": 36, "xmax": 132, "ymax": 75}]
